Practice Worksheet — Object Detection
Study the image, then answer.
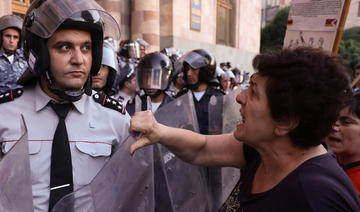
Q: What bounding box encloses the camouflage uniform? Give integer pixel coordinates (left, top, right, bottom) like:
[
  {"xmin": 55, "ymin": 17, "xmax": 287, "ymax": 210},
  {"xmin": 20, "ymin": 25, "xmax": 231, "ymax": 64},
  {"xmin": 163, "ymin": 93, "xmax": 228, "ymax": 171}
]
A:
[{"xmin": 0, "ymin": 48, "xmax": 27, "ymax": 92}]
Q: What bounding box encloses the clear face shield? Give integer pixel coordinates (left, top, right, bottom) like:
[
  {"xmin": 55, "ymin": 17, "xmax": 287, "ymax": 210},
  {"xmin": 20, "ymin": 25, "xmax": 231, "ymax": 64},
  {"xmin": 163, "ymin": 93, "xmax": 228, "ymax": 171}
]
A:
[
  {"xmin": 125, "ymin": 42, "xmax": 141, "ymax": 59},
  {"xmin": 183, "ymin": 51, "xmax": 209, "ymax": 70},
  {"xmin": 101, "ymin": 42, "xmax": 118, "ymax": 73},
  {"xmin": 137, "ymin": 68, "xmax": 171, "ymax": 90},
  {"xmin": 24, "ymin": 0, "xmax": 120, "ymax": 40}
]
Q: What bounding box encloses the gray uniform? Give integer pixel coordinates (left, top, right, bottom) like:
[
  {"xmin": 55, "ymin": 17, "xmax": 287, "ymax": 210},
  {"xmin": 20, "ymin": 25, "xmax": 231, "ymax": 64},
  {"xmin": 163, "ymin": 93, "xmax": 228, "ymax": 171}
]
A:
[
  {"xmin": 0, "ymin": 82, "xmax": 130, "ymax": 212},
  {"xmin": 0, "ymin": 48, "xmax": 28, "ymax": 92}
]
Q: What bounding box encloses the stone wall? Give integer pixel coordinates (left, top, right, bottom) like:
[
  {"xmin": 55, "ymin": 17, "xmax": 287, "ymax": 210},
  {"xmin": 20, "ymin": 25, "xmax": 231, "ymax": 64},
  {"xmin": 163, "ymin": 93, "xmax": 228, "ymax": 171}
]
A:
[
  {"xmin": 0, "ymin": 0, "xmax": 12, "ymax": 17},
  {"xmin": 345, "ymin": 0, "xmax": 360, "ymax": 29}
]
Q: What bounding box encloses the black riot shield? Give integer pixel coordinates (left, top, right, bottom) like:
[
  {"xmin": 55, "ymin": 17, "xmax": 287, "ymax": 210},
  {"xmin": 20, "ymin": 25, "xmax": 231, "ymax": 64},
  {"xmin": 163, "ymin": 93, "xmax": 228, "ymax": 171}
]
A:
[
  {"xmin": 153, "ymin": 91, "xmax": 213, "ymax": 212},
  {"xmin": 208, "ymin": 88, "xmax": 242, "ymax": 211},
  {"xmin": 0, "ymin": 116, "xmax": 34, "ymax": 212},
  {"xmin": 52, "ymin": 135, "xmax": 154, "ymax": 212}
]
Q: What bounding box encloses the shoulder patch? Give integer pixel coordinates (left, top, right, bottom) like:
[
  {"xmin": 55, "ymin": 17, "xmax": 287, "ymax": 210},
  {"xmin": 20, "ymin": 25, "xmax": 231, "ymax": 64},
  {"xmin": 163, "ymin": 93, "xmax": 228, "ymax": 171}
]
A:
[
  {"xmin": 0, "ymin": 88, "xmax": 23, "ymax": 104},
  {"xmin": 93, "ymin": 92, "xmax": 126, "ymax": 115}
]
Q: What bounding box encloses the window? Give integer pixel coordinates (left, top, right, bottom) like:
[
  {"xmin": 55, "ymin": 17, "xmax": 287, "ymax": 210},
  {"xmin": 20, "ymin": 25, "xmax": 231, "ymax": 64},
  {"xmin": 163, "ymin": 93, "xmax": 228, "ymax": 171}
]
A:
[
  {"xmin": 12, "ymin": 0, "xmax": 33, "ymax": 16},
  {"xmin": 216, "ymin": 0, "xmax": 233, "ymax": 46}
]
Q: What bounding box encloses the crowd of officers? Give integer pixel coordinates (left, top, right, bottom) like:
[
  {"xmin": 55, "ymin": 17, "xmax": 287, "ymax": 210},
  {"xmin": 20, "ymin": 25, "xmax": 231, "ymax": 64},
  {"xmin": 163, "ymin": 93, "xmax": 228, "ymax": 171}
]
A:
[{"xmin": 91, "ymin": 38, "xmax": 250, "ymax": 117}]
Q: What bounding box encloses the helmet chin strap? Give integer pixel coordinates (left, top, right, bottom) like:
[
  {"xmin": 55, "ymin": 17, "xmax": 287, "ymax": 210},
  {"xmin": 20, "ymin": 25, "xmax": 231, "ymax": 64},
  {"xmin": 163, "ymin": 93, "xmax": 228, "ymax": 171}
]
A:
[
  {"xmin": 146, "ymin": 89, "xmax": 163, "ymax": 99},
  {"xmin": 2, "ymin": 47, "xmax": 15, "ymax": 56},
  {"xmin": 187, "ymin": 81, "xmax": 201, "ymax": 91},
  {"xmin": 45, "ymin": 70, "xmax": 89, "ymax": 102}
]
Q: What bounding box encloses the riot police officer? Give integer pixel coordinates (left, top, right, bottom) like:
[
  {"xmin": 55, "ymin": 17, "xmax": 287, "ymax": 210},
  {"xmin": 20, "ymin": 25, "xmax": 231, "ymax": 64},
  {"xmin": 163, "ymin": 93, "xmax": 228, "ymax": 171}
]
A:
[
  {"xmin": 0, "ymin": 14, "xmax": 28, "ymax": 92},
  {"xmin": 136, "ymin": 38, "xmax": 149, "ymax": 58},
  {"xmin": 0, "ymin": 0, "xmax": 130, "ymax": 211},
  {"xmin": 113, "ymin": 61, "xmax": 137, "ymax": 115},
  {"xmin": 220, "ymin": 68, "xmax": 235, "ymax": 94},
  {"xmin": 177, "ymin": 49, "xmax": 224, "ymax": 134},
  {"xmin": 136, "ymin": 52, "xmax": 174, "ymax": 113},
  {"xmin": 92, "ymin": 41, "xmax": 118, "ymax": 95},
  {"xmin": 118, "ymin": 39, "xmax": 140, "ymax": 64}
]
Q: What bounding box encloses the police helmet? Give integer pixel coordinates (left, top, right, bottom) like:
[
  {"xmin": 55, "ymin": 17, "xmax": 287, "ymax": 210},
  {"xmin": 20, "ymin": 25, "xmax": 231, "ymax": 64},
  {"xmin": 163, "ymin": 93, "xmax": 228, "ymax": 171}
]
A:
[
  {"xmin": 183, "ymin": 49, "xmax": 216, "ymax": 84},
  {"xmin": 221, "ymin": 69, "xmax": 235, "ymax": 80},
  {"xmin": 0, "ymin": 14, "xmax": 23, "ymax": 48},
  {"xmin": 137, "ymin": 52, "xmax": 172, "ymax": 90},
  {"xmin": 231, "ymin": 67, "xmax": 244, "ymax": 84},
  {"xmin": 101, "ymin": 41, "xmax": 119, "ymax": 95},
  {"xmin": 119, "ymin": 40, "xmax": 140, "ymax": 59},
  {"xmin": 19, "ymin": 0, "xmax": 120, "ymax": 101},
  {"xmin": 114, "ymin": 61, "xmax": 136, "ymax": 91}
]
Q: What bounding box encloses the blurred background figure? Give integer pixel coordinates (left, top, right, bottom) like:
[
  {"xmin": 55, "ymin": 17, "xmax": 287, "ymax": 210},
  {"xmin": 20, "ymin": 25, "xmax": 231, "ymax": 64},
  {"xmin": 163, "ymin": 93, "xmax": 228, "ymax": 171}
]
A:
[
  {"xmin": 231, "ymin": 67, "xmax": 243, "ymax": 90},
  {"xmin": 113, "ymin": 62, "xmax": 137, "ymax": 114},
  {"xmin": 0, "ymin": 14, "xmax": 27, "ymax": 92},
  {"xmin": 136, "ymin": 38, "xmax": 149, "ymax": 59},
  {"xmin": 118, "ymin": 39, "xmax": 140, "ymax": 64},
  {"xmin": 325, "ymin": 92, "xmax": 360, "ymax": 197},
  {"xmin": 136, "ymin": 52, "xmax": 174, "ymax": 113},
  {"xmin": 92, "ymin": 41, "xmax": 119, "ymax": 96},
  {"xmin": 161, "ymin": 48, "xmax": 186, "ymax": 97},
  {"xmin": 220, "ymin": 68, "xmax": 235, "ymax": 94},
  {"xmin": 219, "ymin": 61, "xmax": 231, "ymax": 70}
]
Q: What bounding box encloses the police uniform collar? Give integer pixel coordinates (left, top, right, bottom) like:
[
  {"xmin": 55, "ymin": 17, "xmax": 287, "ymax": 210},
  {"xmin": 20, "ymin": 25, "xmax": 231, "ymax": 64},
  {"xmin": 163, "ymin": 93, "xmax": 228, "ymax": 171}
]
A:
[
  {"xmin": 0, "ymin": 48, "xmax": 22, "ymax": 59},
  {"xmin": 35, "ymin": 82, "xmax": 86, "ymax": 114}
]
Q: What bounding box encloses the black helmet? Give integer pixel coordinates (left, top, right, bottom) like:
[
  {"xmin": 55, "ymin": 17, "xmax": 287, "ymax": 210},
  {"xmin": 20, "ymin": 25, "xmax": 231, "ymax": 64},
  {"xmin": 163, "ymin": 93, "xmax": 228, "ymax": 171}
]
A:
[
  {"xmin": 137, "ymin": 52, "xmax": 172, "ymax": 90},
  {"xmin": 0, "ymin": 14, "xmax": 23, "ymax": 48},
  {"xmin": 19, "ymin": 0, "xmax": 120, "ymax": 101},
  {"xmin": 182, "ymin": 49, "xmax": 216, "ymax": 84},
  {"xmin": 100, "ymin": 41, "xmax": 119, "ymax": 95},
  {"xmin": 119, "ymin": 40, "xmax": 140, "ymax": 59},
  {"xmin": 231, "ymin": 67, "xmax": 244, "ymax": 84},
  {"xmin": 114, "ymin": 60, "xmax": 136, "ymax": 91}
]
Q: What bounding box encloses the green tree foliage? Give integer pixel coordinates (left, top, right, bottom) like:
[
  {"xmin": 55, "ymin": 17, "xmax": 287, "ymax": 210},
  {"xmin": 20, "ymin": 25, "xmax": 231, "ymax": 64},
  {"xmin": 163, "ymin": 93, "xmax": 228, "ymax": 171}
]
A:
[
  {"xmin": 260, "ymin": 7, "xmax": 290, "ymax": 52},
  {"xmin": 338, "ymin": 27, "xmax": 360, "ymax": 76}
]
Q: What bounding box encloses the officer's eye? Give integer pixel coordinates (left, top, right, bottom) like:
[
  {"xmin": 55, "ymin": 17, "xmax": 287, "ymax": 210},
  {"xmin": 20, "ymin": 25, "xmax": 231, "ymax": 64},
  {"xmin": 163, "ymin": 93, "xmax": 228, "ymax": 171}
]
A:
[
  {"xmin": 60, "ymin": 45, "xmax": 71, "ymax": 51},
  {"xmin": 53, "ymin": 42, "xmax": 72, "ymax": 51},
  {"xmin": 81, "ymin": 44, "xmax": 92, "ymax": 52}
]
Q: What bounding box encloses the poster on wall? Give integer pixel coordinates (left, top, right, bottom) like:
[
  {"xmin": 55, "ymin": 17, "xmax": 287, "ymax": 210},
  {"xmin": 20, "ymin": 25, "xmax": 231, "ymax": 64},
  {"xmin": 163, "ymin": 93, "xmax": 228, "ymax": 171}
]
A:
[
  {"xmin": 190, "ymin": 0, "xmax": 201, "ymax": 31},
  {"xmin": 283, "ymin": 0, "xmax": 345, "ymax": 52}
]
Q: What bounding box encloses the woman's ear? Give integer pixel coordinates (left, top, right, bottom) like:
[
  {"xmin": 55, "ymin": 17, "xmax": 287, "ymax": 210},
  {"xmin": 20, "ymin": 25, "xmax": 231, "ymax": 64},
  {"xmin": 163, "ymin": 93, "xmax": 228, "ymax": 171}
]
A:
[{"xmin": 274, "ymin": 118, "xmax": 299, "ymax": 136}]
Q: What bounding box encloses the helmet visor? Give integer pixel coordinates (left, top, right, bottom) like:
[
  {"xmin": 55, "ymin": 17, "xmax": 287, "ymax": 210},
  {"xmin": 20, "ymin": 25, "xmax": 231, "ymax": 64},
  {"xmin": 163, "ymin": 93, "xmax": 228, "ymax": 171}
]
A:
[
  {"xmin": 137, "ymin": 68, "xmax": 171, "ymax": 90},
  {"xmin": 102, "ymin": 43, "xmax": 118, "ymax": 73},
  {"xmin": 26, "ymin": 0, "xmax": 120, "ymax": 39},
  {"xmin": 127, "ymin": 43, "xmax": 140, "ymax": 59},
  {"xmin": 183, "ymin": 51, "xmax": 209, "ymax": 70}
]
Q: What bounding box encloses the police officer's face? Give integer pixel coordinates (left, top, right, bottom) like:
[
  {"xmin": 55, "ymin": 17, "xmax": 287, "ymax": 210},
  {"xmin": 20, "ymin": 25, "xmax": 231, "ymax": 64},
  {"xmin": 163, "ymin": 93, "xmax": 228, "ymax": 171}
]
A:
[
  {"xmin": 92, "ymin": 65, "xmax": 109, "ymax": 91},
  {"xmin": 47, "ymin": 29, "xmax": 92, "ymax": 90},
  {"xmin": 186, "ymin": 65, "xmax": 200, "ymax": 85},
  {"xmin": 221, "ymin": 78, "xmax": 231, "ymax": 91},
  {"xmin": 1, "ymin": 28, "xmax": 19, "ymax": 52},
  {"xmin": 145, "ymin": 88, "xmax": 159, "ymax": 97}
]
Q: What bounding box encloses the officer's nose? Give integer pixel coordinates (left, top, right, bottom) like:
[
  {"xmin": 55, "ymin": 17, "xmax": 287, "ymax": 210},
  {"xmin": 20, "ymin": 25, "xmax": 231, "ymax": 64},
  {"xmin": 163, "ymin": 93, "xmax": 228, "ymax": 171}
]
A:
[{"xmin": 71, "ymin": 48, "xmax": 84, "ymax": 65}]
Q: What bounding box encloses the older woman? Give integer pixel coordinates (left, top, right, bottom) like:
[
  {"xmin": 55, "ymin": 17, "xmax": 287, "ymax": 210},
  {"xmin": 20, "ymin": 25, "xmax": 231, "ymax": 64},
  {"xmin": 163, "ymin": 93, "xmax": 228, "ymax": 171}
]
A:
[
  {"xmin": 326, "ymin": 93, "xmax": 360, "ymax": 197},
  {"xmin": 129, "ymin": 47, "xmax": 360, "ymax": 211}
]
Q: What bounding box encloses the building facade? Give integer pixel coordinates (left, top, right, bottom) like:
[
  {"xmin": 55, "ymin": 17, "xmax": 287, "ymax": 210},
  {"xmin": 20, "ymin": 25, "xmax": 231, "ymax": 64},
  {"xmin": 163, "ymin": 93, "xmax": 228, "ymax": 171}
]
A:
[
  {"xmin": 1, "ymin": 0, "xmax": 262, "ymax": 73},
  {"xmin": 262, "ymin": 0, "xmax": 360, "ymax": 30}
]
